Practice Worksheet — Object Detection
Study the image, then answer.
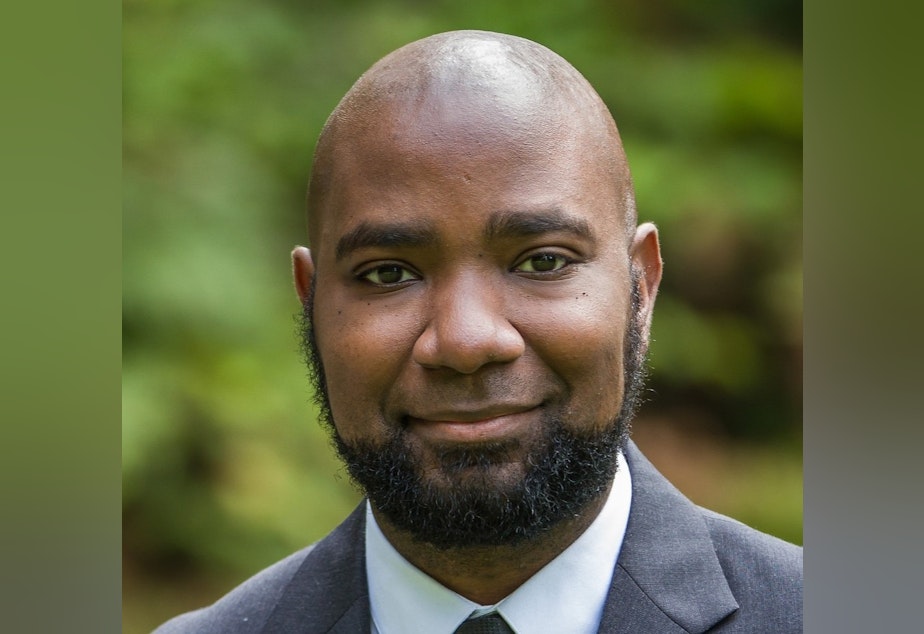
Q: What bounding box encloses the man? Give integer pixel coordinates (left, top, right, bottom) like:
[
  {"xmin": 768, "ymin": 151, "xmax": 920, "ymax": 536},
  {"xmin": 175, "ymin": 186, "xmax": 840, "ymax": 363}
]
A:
[{"xmin": 156, "ymin": 30, "xmax": 802, "ymax": 633}]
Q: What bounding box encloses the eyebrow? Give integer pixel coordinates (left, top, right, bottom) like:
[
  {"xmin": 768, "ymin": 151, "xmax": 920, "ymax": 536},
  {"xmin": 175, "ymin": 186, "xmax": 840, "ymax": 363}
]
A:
[
  {"xmin": 334, "ymin": 208, "xmax": 593, "ymax": 261},
  {"xmin": 484, "ymin": 208, "xmax": 595, "ymax": 242},
  {"xmin": 335, "ymin": 221, "xmax": 439, "ymax": 261}
]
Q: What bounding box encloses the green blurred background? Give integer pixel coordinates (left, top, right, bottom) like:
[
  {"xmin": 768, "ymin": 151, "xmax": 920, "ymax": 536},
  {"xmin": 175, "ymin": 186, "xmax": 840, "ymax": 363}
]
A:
[{"xmin": 122, "ymin": 1, "xmax": 801, "ymax": 631}]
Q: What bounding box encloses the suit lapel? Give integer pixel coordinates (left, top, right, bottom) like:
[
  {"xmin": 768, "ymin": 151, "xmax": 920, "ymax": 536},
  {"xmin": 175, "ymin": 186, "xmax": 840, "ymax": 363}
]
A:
[
  {"xmin": 598, "ymin": 442, "xmax": 738, "ymax": 633},
  {"xmin": 262, "ymin": 504, "xmax": 370, "ymax": 634}
]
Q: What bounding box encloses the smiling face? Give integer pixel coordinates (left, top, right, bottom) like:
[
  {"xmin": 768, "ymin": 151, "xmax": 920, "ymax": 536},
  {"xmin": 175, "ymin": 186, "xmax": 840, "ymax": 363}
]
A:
[{"xmin": 294, "ymin": 32, "xmax": 661, "ymax": 547}]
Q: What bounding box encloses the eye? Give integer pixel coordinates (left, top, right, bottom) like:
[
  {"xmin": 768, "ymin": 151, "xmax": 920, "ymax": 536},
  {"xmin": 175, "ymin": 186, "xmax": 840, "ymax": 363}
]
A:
[
  {"xmin": 358, "ymin": 263, "xmax": 419, "ymax": 286},
  {"xmin": 514, "ymin": 252, "xmax": 570, "ymax": 274}
]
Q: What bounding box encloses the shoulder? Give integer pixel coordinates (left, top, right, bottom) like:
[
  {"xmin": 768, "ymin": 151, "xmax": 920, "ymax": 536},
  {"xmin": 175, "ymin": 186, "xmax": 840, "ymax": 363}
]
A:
[
  {"xmin": 152, "ymin": 545, "xmax": 317, "ymax": 634},
  {"xmin": 620, "ymin": 441, "xmax": 801, "ymax": 631},
  {"xmin": 700, "ymin": 507, "xmax": 803, "ymax": 584},
  {"xmin": 700, "ymin": 507, "xmax": 803, "ymax": 630},
  {"xmin": 152, "ymin": 503, "xmax": 369, "ymax": 634}
]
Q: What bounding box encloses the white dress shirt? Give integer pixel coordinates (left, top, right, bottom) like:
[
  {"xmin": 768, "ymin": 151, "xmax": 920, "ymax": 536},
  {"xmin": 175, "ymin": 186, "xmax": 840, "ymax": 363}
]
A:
[{"xmin": 366, "ymin": 451, "xmax": 632, "ymax": 634}]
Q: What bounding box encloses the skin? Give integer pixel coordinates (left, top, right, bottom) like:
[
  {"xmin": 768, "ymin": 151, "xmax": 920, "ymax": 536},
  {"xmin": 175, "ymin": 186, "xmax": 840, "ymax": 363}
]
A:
[{"xmin": 291, "ymin": 31, "xmax": 662, "ymax": 604}]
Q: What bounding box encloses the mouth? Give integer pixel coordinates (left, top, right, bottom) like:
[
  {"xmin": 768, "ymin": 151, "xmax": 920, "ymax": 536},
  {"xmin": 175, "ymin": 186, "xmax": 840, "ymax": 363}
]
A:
[{"xmin": 405, "ymin": 405, "xmax": 541, "ymax": 444}]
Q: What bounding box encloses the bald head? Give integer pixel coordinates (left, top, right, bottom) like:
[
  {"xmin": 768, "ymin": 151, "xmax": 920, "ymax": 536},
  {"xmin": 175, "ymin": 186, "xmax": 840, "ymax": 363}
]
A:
[{"xmin": 306, "ymin": 30, "xmax": 636, "ymax": 252}]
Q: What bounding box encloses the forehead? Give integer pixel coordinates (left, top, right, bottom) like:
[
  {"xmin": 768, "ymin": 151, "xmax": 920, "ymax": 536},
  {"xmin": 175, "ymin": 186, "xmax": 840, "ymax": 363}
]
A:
[{"xmin": 312, "ymin": 92, "xmax": 626, "ymax": 256}]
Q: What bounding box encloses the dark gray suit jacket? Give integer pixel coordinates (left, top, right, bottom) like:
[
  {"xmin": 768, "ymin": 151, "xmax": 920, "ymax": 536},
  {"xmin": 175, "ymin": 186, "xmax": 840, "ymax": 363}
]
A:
[{"xmin": 155, "ymin": 441, "xmax": 802, "ymax": 633}]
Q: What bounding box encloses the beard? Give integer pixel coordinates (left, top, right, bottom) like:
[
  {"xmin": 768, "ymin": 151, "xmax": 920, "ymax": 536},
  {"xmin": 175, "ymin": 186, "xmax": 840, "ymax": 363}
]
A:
[{"xmin": 299, "ymin": 270, "xmax": 648, "ymax": 549}]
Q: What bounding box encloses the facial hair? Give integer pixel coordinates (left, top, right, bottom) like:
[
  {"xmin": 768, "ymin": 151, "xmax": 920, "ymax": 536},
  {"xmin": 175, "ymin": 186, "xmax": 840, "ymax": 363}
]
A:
[{"xmin": 299, "ymin": 269, "xmax": 648, "ymax": 549}]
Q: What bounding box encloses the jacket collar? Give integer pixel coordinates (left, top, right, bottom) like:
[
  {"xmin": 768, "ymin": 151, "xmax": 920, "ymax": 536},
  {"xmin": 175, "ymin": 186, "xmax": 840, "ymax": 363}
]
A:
[
  {"xmin": 598, "ymin": 441, "xmax": 738, "ymax": 633},
  {"xmin": 262, "ymin": 503, "xmax": 370, "ymax": 633}
]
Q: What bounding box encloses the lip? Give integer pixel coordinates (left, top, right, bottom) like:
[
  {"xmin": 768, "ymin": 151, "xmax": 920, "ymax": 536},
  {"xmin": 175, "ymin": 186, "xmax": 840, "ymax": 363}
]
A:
[{"xmin": 405, "ymin": 405, "xmax": 539, "ymax": 443}]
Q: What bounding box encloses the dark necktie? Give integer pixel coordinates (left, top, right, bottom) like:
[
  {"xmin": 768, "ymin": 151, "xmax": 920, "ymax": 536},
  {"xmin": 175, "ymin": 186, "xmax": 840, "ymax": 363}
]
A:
[{"xmin": 453, "ymin": 612, "xmax": 515, "ymax": 634}]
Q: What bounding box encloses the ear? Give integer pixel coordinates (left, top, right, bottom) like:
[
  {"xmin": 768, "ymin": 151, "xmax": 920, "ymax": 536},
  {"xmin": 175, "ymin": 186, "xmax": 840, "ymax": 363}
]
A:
[
  {"xmin": 291, "ymin": 246, "xmax": 315, "ymax": 306},
  {"xmin": 629, "ymin": 222, "xmax": 663, "ymax": 338}
]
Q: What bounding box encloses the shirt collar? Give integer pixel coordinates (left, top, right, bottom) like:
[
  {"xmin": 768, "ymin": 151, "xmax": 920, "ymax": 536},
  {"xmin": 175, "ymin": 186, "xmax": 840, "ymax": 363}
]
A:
[{"xmin": 366, "ymin": 450, "xmax": 632, "ymax": 634}]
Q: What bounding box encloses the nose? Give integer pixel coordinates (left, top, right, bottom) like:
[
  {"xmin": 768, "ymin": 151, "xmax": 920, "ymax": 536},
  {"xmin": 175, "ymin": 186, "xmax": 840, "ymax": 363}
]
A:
[{"xmin": 412, "ymin": 274, "xmax": 525, "ymax": 374}]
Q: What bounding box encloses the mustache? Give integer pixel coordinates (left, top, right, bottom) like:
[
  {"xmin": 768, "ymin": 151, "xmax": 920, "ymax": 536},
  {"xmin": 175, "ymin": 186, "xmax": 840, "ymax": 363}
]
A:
[{"xmin": 396, "ymin": 374, "xmax": 547, "ymax": 414}]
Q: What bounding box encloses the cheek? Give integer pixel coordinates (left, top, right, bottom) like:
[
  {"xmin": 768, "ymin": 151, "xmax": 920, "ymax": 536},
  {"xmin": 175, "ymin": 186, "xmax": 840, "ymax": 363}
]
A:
[
  {"xmin": 519, "ymin": 294, "xmax": 629, "ymax": 428},
  {"xmin": 313, "ymin": 291, "xmax": 420, "ymax": 442}
]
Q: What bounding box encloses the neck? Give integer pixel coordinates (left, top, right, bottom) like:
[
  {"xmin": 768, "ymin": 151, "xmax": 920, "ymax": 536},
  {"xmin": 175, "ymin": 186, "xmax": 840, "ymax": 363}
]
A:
[{"xmin": 371, "ymin": 484, "xmax": 612, "ymax": 605}]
